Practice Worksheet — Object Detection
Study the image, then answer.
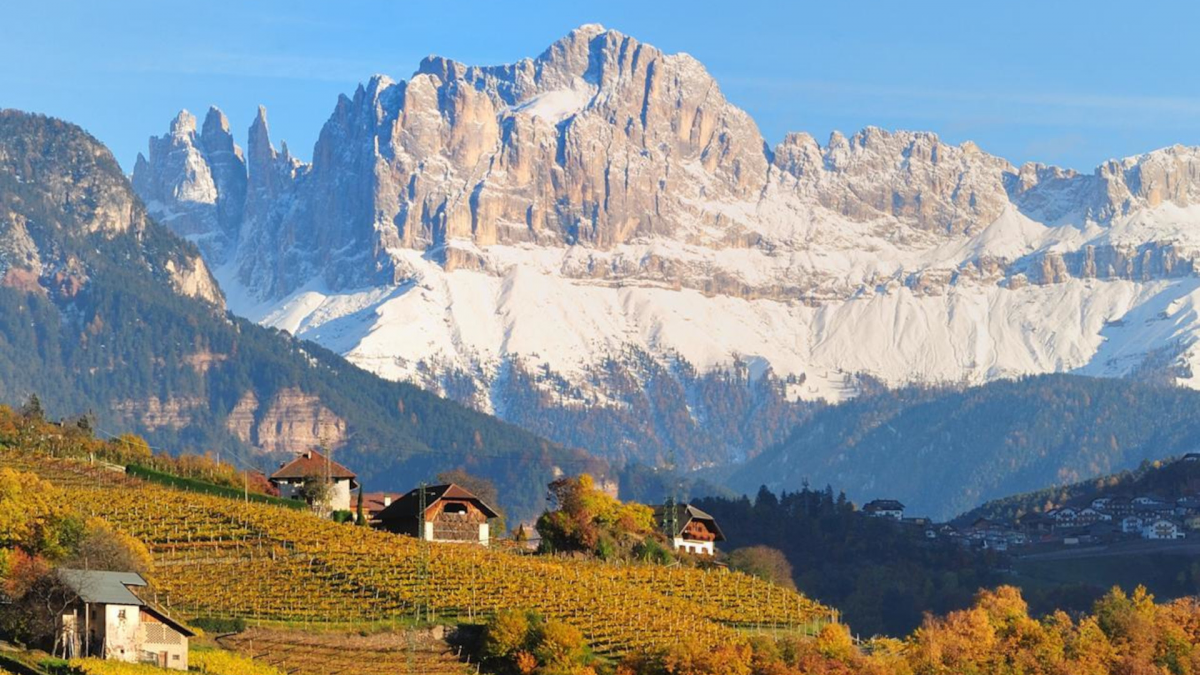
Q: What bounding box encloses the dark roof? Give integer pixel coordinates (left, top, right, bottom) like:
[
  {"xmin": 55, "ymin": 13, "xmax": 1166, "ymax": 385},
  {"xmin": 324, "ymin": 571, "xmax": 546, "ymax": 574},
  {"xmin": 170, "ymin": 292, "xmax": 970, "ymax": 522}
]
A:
[
  {"xmin": 651, "ymin": 503, "xmax": 726, "ymax": 542},
  {"xmin": 863, "ymin": 499, "xmax": 905, "ymax": 511},
  {"xmin": 269, "ymin": 449, "xmax": 357, "ymax": 484},
  {"xmin": 376, "ymin": 483, "xmax": 500, "ymax": 521},
  {"xmin": 58, "ymin": 569, "xmax": 147, "ymax": 605}
]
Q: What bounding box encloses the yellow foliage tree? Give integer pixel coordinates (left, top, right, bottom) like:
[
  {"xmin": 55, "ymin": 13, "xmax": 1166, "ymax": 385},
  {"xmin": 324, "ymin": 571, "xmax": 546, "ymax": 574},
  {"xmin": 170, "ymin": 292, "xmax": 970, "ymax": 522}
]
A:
[{"xmin": 0, "ymin": 468, "xmax": 78, "ymax": 559}]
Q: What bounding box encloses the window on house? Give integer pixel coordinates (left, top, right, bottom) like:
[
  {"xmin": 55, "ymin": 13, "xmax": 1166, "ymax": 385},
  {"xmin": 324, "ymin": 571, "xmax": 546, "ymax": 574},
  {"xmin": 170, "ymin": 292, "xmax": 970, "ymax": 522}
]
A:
[
  {"xmin": 118, "ymin": 609, "xmax": 126, "ymax": 621},
  {"xmin": 173, "ymin": 655, "xmax": 180, "ymax": 661}
]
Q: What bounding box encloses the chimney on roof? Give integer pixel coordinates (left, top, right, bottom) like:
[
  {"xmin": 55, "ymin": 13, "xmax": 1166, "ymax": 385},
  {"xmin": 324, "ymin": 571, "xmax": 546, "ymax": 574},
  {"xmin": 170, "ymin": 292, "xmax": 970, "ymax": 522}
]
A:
[{"xmin": 383, "ymin": 496, "xmax": 392, "ymax": 507}]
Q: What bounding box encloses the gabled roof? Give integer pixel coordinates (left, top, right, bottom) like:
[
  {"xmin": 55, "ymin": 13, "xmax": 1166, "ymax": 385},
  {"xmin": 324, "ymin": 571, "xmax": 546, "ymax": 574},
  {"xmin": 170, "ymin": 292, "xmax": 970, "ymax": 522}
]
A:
[
  {"xmin": 58, "ymin": 569, "xmax": 146, "ymax": 605},
  {"xmin": 141, "ymin": 604, "xmax": 196, "ymax": 638},
  {"xmin": 863, "ymin": 499, "xmax": 905, "ymax": 511},
  {"xmin": 376, "ymin": 483, "xmax": 500, "ymax": 521},
  {"xmin": 269, "ymin": 449, "xmax": 357, "ymax": 484},
  {"xmin": 652, "ymin": 503, "xmax": 726, "ymax": 542},
  {"xmin": 57, "ymin": 569, "xmax": 194, "ymax": 637}
]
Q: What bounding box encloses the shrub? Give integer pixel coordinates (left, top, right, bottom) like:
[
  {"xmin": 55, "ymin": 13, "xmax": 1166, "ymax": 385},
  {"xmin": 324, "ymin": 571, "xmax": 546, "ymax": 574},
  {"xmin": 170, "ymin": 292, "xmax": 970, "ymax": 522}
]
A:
[{"xmin": 189, "ymin": 616, "xmax": 247, "ymax": 634}]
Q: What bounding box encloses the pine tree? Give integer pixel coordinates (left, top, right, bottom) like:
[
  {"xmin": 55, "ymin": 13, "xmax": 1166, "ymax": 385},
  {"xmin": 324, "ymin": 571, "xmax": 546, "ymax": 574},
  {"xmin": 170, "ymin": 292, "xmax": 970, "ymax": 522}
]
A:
[
  {"xmin": 21, "ymin": 393, "xmax": 43, "ymax": 420},
  {"xmin": 356, "ymin": 488, "xmax": 367, "ymax": 526}
]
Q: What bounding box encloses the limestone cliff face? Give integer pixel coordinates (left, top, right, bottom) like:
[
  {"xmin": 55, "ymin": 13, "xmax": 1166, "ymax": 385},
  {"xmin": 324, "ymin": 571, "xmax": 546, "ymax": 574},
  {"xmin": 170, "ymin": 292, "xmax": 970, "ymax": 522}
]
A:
[
  {"xmin": 134, "ymin": 25, "xmax": 1200, "ymax": 310},
  {"xmin": 132, "ymin": 108, "xmax": 246, "ymax": 265},
  {"xmin": 772, "ymin": 129, "xmax": 1015, "ymax": 236},
  {"xmin": 135, "ymin": 25, "xmax": 773, "ymax": 297},
  {"xmin": 114, "ymin": 396, "xmax": 202, "ymax": 431},
  {"xmin": 224, "ymin": 388, "xmax": 347, "ymax": 454}
]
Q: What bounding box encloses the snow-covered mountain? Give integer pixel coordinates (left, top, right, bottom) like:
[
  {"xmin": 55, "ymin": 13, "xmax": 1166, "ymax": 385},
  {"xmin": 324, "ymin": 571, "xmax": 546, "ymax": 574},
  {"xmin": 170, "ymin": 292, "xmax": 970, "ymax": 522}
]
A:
[{"xmin": 133, "ymin": 24, "xmax": 1200, "ymax": 468}]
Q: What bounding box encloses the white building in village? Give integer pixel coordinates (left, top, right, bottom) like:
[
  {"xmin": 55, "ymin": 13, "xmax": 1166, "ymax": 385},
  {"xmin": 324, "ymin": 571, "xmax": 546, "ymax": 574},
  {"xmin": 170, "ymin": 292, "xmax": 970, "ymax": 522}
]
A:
[
  {"xmin": 57, "ymin": 570, "xmax": 193, "ymax": 670},
  {"xmin": 1142, "ymin": 518, "xmax": 1186, "ymax": 540},
  {"xmin": 862, "ymin": 499, "xmax": 905, "ymax": 520},
  {"xmin": 269, "ymin": 449, "xmax": 359, "ymax": 513}
]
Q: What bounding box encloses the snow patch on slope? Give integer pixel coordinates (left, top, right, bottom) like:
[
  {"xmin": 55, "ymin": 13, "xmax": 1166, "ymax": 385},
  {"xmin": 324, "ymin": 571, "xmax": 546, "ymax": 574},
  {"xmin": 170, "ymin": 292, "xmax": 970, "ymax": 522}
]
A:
[{"xmin": 507, "ymin": 77, "xmax": 595, "ymax": 124}]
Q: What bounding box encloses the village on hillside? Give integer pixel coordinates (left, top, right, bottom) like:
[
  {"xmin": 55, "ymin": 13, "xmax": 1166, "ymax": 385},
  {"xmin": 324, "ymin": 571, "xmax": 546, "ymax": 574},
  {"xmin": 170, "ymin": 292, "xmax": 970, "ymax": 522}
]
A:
[{"xmin": 861, "ymin": 453, "xmax": 1200, "ymax": 555}]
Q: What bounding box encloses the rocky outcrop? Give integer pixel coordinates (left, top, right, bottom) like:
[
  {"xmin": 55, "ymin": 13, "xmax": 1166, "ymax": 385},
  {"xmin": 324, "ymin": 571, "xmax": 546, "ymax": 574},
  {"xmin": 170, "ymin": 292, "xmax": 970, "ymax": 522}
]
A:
[
  {"xmin": 247, "ymin": 387, "xmax": 347, "ymax": 454},
  {"xmin": 773, "ymin": 129, "xmax": 1014, "ymax": 235},
  {"xmin": 114, "ymin": 396, "xmax": 202, "ymax": 431},
  {"xmin": 136, "ymin": 25, "xmax": 773, "ymax": 298},
  {"xmin": 132, "ymin": 108, "xmax": 247, "ymax": 264},
  {"xmin": 134, "ymin": 26, "xmax": 1200, "ymax": 310}
]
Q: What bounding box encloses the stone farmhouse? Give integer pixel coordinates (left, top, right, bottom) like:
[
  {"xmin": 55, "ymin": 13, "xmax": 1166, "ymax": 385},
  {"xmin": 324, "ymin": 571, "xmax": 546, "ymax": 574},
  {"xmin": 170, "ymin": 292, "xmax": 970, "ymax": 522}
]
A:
[{"xmin": 57, "ymin": 570, "xmax": 193, "ymax": 670}]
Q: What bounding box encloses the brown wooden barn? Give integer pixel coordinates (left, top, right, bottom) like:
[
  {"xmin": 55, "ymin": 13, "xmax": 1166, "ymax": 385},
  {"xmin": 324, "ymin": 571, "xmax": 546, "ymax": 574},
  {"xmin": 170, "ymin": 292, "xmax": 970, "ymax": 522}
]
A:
[{"xmin": 375, "ymin": 483, "xmax": 499, "ymax": 545}]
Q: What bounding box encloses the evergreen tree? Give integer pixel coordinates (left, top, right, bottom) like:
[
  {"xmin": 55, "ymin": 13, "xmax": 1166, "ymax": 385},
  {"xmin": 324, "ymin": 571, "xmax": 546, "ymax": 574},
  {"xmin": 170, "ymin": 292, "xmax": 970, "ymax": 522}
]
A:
[
  {"xmin": 20, "ymin": 394, "xmax": 42, "ymax": 420},
  {"xmin": 355, "ymin": 488, "xmax": 366, "ymax": 526}
]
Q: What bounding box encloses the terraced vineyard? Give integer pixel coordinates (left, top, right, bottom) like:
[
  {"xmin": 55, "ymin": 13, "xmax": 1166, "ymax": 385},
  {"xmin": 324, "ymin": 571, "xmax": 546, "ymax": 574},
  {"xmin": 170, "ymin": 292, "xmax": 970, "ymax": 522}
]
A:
[
  {"xmin": 0, "ymin": 450, "xmax": 831, "ymax": 658},
  {"xmin": 219, "ymin": 628, "xmax": 472, "ymax": 675}
]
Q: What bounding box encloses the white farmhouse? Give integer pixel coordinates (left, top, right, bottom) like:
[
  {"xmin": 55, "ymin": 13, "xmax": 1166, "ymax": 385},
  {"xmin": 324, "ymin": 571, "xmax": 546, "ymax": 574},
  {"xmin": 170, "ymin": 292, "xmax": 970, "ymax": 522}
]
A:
[
  {"xmin": 1142, "ymin": 518, "xmax": 1185, "ymax": 540},
  {"xmin": 1120, "ymin": 515, "xmax": 1144, "ymax": 534},
  {"xmin": 269, "ymin": 449, "xmax": 359, "ymax": 513},
  {"xmin": 862, "ymin": 499, "xmax": 905, "ymax": 520},
  {"xmin": 57, "ymin": 570, "xmax": 193, "ymax": 670}
]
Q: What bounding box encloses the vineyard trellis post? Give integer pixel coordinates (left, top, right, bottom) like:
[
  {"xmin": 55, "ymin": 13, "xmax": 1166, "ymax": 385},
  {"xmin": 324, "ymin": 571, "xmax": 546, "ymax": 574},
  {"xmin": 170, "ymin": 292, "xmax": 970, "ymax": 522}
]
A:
[{"xmin": 417, "ymin": 481, "xmax": 430, "ymax": 623}]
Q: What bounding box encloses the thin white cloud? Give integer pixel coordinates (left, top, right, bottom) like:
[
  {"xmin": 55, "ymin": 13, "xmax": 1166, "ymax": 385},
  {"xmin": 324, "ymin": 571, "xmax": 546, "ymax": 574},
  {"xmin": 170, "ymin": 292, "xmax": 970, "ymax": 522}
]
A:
[
  {"xmin": 114, "ymin": 51, "xmax": 388, "ymax": 83},
  {"xmin": 723, "ymin": 77, "xmax": 1200, "ymax": 115}
]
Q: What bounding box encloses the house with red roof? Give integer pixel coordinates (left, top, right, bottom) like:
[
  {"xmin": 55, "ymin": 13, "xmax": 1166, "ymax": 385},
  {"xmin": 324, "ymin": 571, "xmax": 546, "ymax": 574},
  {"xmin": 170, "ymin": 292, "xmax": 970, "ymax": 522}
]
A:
[{"xmin": 268, "ymin": 449, "xmax": 359, "ymax": 513}]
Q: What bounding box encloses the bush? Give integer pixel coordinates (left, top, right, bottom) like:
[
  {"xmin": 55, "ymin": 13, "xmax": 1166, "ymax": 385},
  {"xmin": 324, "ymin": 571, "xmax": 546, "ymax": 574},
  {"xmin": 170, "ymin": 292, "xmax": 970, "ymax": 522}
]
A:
[
  {"xmin": 482, "ymin": 609, "xmax": 595, "ymax": 674},
  {"xmin": 189, "ymin": 616, "xmax": 246, "ymax": 634},
  {"xmin": 633, "ymin": 538, "xmax": 673, "ymax": 565},
  {"xmin": 725, "ymin": 546, "xmax": 796, "ymax": 590}
]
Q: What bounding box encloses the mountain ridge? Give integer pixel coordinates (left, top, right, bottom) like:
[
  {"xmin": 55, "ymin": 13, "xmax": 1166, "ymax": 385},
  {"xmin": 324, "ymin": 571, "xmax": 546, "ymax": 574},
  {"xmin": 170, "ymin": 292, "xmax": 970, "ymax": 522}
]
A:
[{"xmin": 132, "ymin": 24, "xmax": 1200, "ymax": 471}]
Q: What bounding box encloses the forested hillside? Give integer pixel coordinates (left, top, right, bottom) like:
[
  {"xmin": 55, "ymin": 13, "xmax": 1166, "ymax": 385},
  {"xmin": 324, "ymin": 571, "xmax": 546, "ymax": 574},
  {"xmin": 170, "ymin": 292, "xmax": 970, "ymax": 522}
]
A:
[
  {"xmin": 486, "ymin": 352, "xmax": 812, "ymax": 467},
  {"xmin": 729, "ymin": 375, "xmax": 1200, "ymax": 520},
  {"xmin": 694, "ymin": 486, "xmax": 1002, "ymax": 636},
  {"xmin": 0, "ymin": 110, "xmax": 601, "ymax": 523}
]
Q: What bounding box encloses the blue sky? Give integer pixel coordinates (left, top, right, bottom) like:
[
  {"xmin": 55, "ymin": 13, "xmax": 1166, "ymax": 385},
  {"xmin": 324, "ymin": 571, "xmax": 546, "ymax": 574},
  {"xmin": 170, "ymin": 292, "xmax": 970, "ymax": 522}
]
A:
[{"xmin": 5, "ymin": 0, "xmax": 1200, "ymax": 173}]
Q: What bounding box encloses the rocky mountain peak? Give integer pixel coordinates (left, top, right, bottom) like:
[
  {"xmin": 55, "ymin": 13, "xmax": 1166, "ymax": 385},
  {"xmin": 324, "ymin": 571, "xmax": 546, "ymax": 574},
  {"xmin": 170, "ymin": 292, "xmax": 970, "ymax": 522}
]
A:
[
  {"xmin": 247, "ymin": 105, "xmax": 273, "ymax": 165},
  {"xmin": 169, "ymin": 109, "xmax": 197, "ymax": 137},
  {"xmin": 201, "ymin": 106, "xmax": 231, "ymax": 137}
]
